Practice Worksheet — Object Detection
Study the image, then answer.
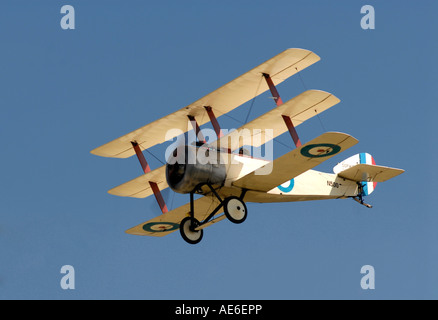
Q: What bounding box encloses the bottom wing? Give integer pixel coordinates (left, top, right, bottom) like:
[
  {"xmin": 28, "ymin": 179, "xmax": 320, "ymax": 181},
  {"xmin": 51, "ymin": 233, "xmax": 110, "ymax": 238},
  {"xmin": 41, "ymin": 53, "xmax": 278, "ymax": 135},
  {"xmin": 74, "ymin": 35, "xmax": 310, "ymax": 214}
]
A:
[
  {"xmin": 233, "ymin": 132, "xmax": 358, "ymax": 192},
  {"xmin": 126, "ymin": 196, "xmax": 222, "ymax": 237}
]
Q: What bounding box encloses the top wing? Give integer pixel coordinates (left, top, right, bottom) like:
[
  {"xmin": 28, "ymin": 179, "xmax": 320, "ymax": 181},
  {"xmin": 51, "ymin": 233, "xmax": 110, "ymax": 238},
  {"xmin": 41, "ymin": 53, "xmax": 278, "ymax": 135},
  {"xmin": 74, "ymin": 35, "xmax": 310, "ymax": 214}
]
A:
[
  {"xmin": 338, "ymin": 164, "xmax": 405, "ymax": 183},
  {"xmin": 91, "ymin": 49, "xmax": 320, "ymax": 158},
  {"xmin": 210, "ymin": 90, "xmax": 340, "ymax": 150},
  {"xmin": 233, "ymin": 132, "xmax": 359, "ymax": 192}
]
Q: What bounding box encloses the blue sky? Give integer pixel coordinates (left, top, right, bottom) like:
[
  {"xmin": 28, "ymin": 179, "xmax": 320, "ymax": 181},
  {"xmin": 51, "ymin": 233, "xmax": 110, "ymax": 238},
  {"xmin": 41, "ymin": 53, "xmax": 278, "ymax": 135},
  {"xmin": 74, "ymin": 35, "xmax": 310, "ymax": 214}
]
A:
[{"xmin": 1, "ymin": 0, "xmax": 437, "ymax": 299}]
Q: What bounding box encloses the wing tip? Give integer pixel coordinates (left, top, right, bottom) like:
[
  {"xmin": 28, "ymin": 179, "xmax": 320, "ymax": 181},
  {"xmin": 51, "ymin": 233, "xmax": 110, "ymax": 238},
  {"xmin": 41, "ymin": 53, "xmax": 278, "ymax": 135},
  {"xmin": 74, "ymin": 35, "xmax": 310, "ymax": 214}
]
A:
[
  {"xmin": 89, "ymin": 147, "xmax": 116, "ymax": 158},
  {"xmin": 283, "ymin": 48, "xmax": 321, "ymax": 63},
  {"xmin": 125, "ymin": 228, "xmax": 142, "ymax": 236}
]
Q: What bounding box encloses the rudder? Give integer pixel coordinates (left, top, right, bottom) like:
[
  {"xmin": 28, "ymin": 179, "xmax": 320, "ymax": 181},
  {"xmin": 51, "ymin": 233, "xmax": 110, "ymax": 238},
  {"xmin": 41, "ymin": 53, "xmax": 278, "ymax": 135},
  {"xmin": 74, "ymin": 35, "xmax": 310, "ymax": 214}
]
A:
[{"xmin": 334, "ymin": 153, "xmax": 377, "ymax": 196}]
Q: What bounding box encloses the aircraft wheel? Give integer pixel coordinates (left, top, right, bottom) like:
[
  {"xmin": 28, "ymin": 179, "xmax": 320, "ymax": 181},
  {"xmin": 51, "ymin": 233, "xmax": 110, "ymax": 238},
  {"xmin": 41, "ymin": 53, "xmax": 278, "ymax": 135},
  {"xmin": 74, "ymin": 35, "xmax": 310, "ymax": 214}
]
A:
[
  {"xmin": 224, "ymin": 196, "xmax": 248, "ymax": 224},
  {"xmin": 180, "ymin": 217, "xmax": 203, "ymax": 245}
]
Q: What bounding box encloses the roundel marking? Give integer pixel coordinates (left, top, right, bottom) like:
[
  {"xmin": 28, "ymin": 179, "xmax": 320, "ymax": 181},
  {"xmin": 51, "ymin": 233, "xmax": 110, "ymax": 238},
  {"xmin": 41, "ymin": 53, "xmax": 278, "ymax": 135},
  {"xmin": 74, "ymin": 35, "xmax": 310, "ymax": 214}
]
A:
[
  {"xmin": 143, "ymin": 222, "xmax": 180, "ymax": 233},
  {"xmin": 300, "ymin": 144, "xmax": 341, "ymax": 158},
  {"xmin": 278, "ymin": 179, "xmax": 295, "ymax": 193}
]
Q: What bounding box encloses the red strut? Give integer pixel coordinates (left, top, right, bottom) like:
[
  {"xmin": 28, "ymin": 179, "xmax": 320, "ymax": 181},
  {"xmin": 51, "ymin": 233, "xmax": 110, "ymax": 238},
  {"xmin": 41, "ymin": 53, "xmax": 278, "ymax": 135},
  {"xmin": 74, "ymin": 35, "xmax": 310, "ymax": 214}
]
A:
[
  {"xmin": 263, "ymin": 73, "xmax": 302, "ymax": 148},
  {"xmin": 188, "ymin": 115, "xmax": 206, "ymax": 143},
  {"xmin": 205, "ymin": 106, "xmax": 224, "ymax": 139},
  {"xmin": 131, "ymin": 142, "xmax": 168, "ymax": 214}
]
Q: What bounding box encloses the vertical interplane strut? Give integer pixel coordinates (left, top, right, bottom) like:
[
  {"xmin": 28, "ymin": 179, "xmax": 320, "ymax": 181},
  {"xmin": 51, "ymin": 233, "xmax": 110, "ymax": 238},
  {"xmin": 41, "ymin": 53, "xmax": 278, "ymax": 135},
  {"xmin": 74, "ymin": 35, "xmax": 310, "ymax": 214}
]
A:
[
  {"xmin": 131, "ymin": 142, "xmax": 168, "ymax": 214},
  {"xmin": 205, "ymin": 106, "xmax": 224, "ymax": 139},
  {"xmin": 263, "ymin": 73, "xmax": 302, "ymax": 148},
  {"xmin": 188, "ymin": 115, "xmax": 206, "ymax": 144}
]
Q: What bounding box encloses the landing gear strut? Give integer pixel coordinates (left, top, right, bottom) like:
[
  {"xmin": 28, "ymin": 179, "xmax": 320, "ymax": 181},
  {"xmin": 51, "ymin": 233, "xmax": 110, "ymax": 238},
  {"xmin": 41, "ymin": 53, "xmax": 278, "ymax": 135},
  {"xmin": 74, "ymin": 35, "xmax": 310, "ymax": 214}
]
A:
[{"xmin": 179, "ymin": 184, "xmax": 248, "ymax": 245}]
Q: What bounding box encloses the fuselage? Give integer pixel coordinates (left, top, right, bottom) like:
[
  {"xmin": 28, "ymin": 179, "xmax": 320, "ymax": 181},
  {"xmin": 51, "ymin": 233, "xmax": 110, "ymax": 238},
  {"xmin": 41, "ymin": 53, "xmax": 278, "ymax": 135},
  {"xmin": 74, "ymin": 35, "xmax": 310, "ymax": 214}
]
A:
[{"xmin": 166, "ymin": 145, "xmax": 359, "ymax": 202}]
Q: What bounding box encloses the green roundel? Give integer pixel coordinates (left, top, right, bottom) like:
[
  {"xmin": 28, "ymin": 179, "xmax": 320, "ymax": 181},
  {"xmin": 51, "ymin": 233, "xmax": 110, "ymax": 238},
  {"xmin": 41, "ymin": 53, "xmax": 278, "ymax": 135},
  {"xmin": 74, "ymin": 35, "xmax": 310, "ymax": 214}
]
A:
[
  {"xmin": 143, "ymin": 222, "xmax": 180, "ymax": 233},
  {"xmin": 300, "ymin": 144, "xmax": 341, "ymax": 158}
]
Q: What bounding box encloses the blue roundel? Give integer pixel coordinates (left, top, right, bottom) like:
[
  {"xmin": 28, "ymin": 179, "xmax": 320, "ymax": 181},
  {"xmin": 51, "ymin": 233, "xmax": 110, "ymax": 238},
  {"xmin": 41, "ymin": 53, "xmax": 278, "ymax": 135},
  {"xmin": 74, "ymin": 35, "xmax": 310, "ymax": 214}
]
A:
[{"xmin": 278, "ymin": 179, "xmax": 295, "ymax": 193}]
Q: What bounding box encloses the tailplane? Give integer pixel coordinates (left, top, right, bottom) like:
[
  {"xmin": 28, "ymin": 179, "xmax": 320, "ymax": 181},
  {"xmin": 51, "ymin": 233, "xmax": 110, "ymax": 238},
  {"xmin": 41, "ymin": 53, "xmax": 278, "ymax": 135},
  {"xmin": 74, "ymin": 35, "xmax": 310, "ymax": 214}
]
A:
[
  {"xmin": 334, "ymin": 153, "xmax": 378, "ymax": 196},
  {"xmin": 334, "ymin": 153, "xmax": 404, "ymax": 207}
]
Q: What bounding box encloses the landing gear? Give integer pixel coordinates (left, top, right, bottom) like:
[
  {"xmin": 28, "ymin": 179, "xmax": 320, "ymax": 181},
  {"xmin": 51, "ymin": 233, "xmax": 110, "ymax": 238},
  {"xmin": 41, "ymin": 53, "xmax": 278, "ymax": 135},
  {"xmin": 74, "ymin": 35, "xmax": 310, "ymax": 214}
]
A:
[
  {"xmin": 180, "ymin": 217, "xmax": 204, "ymax": 245},
  {"xmin": 179, "ymin": 184, "xmax": 248, "ymax": 245},
  {"xmin": 353, "ymin": 196, "xmax": 373, "ymax": 208},
  {"xmin": 353, "ymin": 183, "xmax": 373, "ymax": 208},
  {"xmin": 224, "ymin": 196, "xmax": 248, "ymax": 224}
]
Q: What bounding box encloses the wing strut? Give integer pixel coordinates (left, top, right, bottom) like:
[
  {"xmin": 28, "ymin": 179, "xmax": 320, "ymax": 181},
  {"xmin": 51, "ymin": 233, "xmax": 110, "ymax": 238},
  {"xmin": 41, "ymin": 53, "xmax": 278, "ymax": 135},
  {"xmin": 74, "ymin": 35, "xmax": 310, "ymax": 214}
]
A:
[
  {"xmin": 188, "ymin": 116, "xmax": 206, "ymax": 144},
  {"xmin": 205, "ymin": 106, "xmax": 224, "ymax": 139},
  {"xmin": 204, "ymin": 106, "xmax": 232, "ymax": 153},
  {"xmin": 131, "ymin": 142, "xmax": 169, "ymax": 214},
  {"xmin": 263, "ymin": 73, "xmax": 302, "ymax": 148}
]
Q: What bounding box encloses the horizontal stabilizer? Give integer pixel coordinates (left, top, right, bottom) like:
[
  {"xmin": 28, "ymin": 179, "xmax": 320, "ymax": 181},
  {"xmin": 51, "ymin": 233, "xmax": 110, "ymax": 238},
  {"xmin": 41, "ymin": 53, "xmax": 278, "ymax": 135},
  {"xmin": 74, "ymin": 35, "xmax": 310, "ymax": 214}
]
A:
[
  {"xmin": 108, "ymin": 166, "xmax": 168, "ymax": 198},
  {"xmin": 337, "ymin": 164, "xmax": 404, "ymax": 183},
  {"xmin": 91, "ymin": 49, "xmax": 320, "ymax": 158}
]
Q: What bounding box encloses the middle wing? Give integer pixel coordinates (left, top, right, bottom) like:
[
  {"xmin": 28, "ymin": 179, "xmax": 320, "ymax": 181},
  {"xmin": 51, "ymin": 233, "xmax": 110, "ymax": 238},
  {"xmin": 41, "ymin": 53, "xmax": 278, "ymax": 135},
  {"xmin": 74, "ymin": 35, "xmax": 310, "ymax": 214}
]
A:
[
  {"xmin": 210, "ymin": 90, "xmax": 340, "ymax": 151},
  {"xmin": 108, "ymin": 165, "xmax": 168, "ymax": 198},
  {"xmin": 233, "ymin": 132, "xmax": 359, "ymax": 192}
]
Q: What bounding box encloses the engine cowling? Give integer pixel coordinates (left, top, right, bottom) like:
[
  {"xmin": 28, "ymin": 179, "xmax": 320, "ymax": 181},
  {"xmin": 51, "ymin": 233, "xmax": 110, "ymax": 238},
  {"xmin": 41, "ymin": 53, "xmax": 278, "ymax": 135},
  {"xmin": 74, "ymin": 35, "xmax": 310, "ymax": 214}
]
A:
[{"xmin": 166, "ymin": 145, "xmax": 227, "ymax": 194}]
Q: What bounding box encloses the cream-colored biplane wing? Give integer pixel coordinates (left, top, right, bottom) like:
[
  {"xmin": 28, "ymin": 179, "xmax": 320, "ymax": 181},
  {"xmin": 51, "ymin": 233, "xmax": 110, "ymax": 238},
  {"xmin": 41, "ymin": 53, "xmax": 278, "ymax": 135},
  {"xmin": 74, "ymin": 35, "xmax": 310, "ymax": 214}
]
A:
[
  {"xmin": 233, "ymin": 132, "xmax": 359, "ymax": 192},
  {"xmin": 108, "ymin": 165, "xmax": 168, "ymax": 198},
  {"xmin": 211, "ymin": 90, "xmax": 340, "ymax": 150},
  {"xmin": 338, "ymin": 164, "xmax": 405, "ymax": 183},
  {"xmin": 126, "ymin": 196, "xmax": 223, "ymax": 237},
  {"xmin": 91, "ymin": 49, "xmax": 320, "ymax": 158}
]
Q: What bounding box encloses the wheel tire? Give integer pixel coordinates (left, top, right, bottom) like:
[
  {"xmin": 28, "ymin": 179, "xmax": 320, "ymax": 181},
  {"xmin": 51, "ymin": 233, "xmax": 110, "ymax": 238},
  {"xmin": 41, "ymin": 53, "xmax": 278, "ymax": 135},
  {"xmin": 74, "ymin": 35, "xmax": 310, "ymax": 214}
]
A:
[
  {"xmin": 224, "ymin": 196, "xmax": 248, "ymax": 224},
  {"xmin": 180, "ymin": 217, "xmax": 203, "ymax": 245}
]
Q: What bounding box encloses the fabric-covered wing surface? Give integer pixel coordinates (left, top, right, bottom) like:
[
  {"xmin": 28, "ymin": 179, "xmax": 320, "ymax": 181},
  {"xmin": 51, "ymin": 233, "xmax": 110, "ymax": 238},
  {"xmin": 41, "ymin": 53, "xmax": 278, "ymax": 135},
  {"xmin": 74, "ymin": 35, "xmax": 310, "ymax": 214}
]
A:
[
  {"xmin": 211, "ymin": 90, "xmax": 340, "ymax": 151},
  {"xmin": 233, "ymin": 132, "xmax": 359, "ymax": 192},
  {"xmin": 91, "ymin": 49, "xmax": 320, "ymax": 158},
  {"xmin": 125, "ymin": 196, "xmax": 222, "ymax": 237},
  {"xmin": 108, "ymin": 165, "xmax": 168, "ymax": 198}
]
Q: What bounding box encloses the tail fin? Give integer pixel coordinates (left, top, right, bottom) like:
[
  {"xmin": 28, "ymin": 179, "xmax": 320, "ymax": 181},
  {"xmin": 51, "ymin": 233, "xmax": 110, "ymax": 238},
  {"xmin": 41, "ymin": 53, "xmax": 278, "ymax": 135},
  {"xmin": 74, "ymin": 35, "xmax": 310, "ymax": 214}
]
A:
[
  {"xmin": 334, "ymin": 153, "xmax": 404, "ymax": 197},
  {"xmin": 333, "ymin": 153, "xmax": 377, "ymax": 196}
]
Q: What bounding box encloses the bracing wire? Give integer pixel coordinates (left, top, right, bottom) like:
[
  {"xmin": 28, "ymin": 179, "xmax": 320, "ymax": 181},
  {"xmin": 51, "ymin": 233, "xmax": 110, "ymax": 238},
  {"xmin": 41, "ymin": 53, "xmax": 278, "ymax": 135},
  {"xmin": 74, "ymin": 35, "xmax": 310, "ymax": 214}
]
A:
[
  {"xmin": 244, "ymin": 75, "xmax": 264, "ymax": 124},
  {"xmin": 143, "ymin": 147, "xmax": 166, "ymax": 166},
  {"xmin": 296, "ymin": 67, "xmax": 327, "ymax": 133},
  {"xmin": 296, "ymin": 67, "xmax": 308, "ymax": 90}
]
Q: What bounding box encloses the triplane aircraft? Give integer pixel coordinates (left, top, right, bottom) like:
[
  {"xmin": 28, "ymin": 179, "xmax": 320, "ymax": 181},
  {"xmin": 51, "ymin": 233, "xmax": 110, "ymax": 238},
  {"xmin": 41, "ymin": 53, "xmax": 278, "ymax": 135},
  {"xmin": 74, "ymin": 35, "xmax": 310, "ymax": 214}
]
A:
[{"xmin": 91, "ymin": 49, "xmax": 404, "ymax": 244}]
